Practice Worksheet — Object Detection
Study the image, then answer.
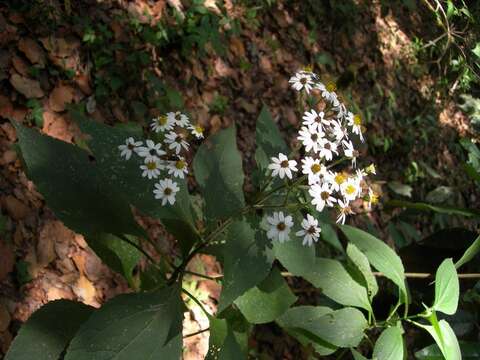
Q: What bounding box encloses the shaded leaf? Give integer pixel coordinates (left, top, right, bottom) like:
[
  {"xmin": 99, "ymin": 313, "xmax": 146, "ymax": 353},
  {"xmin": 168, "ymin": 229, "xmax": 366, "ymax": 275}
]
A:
[
  {"xmin": 6, "ymin": 301, "xmax": 93, "ymax": 360},
  {"xmin": 455, "ymin": 234, "xmax": 480, "ymax": 269},
  {"xmin": 415, "ymin": 341, "xmax": 480, "ymax": 359},
  {"xmin": 388, "ymin": 181, "xmax": 412, "ymax": 197},
  {"xmin": 273, "ymin": 234, "xmax": 316, "ymax": 276},
  {"xmin": 372, "ymin": 326, "xmax": 404, "ymax": 360},
  {"xmin": 433, "ymin": 259, "xmax": 459, "ymax": 315},
  {"xmin": 347, "ymin": 243, "xmax": 378, "ymax": 301},
  {"xmin": 386, "ymin": 199, "xmax": 480, "ymax": 218}
]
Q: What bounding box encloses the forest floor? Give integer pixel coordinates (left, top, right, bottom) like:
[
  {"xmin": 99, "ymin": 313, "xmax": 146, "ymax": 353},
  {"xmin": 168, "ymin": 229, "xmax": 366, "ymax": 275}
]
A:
[{"xmin": 0, "ymin": 0, "xmax": 479, "ymax": 359}]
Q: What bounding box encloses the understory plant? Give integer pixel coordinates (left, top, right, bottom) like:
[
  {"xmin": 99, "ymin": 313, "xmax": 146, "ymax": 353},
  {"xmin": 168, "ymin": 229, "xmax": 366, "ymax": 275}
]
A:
[{"xmin": 6, "ymin": 70, "xmax": 477, "ymax": 360}]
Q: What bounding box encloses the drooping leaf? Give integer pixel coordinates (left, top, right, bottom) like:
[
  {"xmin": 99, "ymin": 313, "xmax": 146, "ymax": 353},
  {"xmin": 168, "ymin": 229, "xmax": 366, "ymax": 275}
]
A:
[
  {"xmin": 414, "ymin": 319, "xmax": 461, "ymax": 360},
  {"xmin": 280, "ymin": 307, "xmax": 367, "ymax": 348},
  {"xmin": 276, "ymin": 306, "xmax": 337, "ymax": 356},
  {"xmin": 14, "ymin": 123, "xmax": 144, "ymax": 239},
  {"xmin": 193, "ymin": 125, "xmax": 245, "ymax": 222},
  {"xmin": 5, "ymin": 301, "xmax": 93, "ymax": 360},
  {"xmin": 86, "ymin": 233, "xmax": 142, "ymax": 287},
  {"xmin": 346, "ymin": 243, "xmax": 378, "ymax": 301},
  {"xmin": 218, "ymin": 219, "xmax": 273, "ymax": 312},
  {"xmin": 372, "ymin": 326, "xmax": 404, "ymax": 360},
  {"xmin": 65, "ymin": 285, "xmax": 183, "ymax": 360},
  {"xmin": 415, "ymin": 341, "xmax": 480, "ymax": 359},
  {"xmin": 433, "ymin": 258, "xmax": 459, "ymax": 315},
  {"xmin": 341, "ymin": 225, "xmax": 408, "ymax": 303},
  {"xmin": 71, "ymin": 111, "xmax": 198, "ymax": 255},
  {"xmin": 304, "ymin": 257, "xmax": 372, "ymax": 312},
  {"xmin": 235, "ymin": 267, "xmax": 297, "ymax": 324},
  {"xmin": 455, "ymin": 234, "xmax": 480, "ymax": 269}
]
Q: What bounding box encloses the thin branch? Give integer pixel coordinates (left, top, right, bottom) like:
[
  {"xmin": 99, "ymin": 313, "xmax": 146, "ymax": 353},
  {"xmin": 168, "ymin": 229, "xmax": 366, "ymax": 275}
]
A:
[
  {"xmin": 183, "ymin": 327, "xmax": 210, "ymax": 338},
  {"xmin": 182, "ymin": 287, "xmax": 210, "ymax": 317}
]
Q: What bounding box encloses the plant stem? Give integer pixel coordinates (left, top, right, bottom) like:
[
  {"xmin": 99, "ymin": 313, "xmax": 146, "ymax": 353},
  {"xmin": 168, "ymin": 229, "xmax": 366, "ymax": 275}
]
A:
[
  {"xmin": 184, "ymin": 270, "xmax": 221, "ymax": 281},
  {"xmin": 182, "ymin": 287, "xmax": 210, "ymax": 317},
  {"xmin": 118, "ymin": 234, "xmax": 161, "ymax": 270},
  {"xmin": 183, "ymin": 327, "xmax": 210, "ymax": 338}
]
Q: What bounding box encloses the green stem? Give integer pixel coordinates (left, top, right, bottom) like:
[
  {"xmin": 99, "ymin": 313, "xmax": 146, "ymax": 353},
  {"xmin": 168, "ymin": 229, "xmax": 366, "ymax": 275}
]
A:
[
  {"xmin": 182, "ymin": 287, "xmax": 210, "ymax": 317},
  {"xmin": 184, "ymin": 270, "xmax": 221, "ymax": 281},
  {"xmin": 118, "ymin": 234, "xmax": 161, "ymax": 270}
]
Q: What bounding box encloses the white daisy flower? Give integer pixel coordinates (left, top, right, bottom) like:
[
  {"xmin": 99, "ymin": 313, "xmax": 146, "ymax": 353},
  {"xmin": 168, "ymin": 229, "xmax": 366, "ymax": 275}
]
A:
[
  {"xmin": 167, "ymin": 111, "xmax": 190, "ymax": 128},
  {"xmin": 331, "ymin": 120, "xmax": 349, "ymax": 143},
  {"xmin": 118, "ymin": 137, "xmax": 142, "ymax": 160},
  {"xmin": 289, "ymin": 72, "xmax": 314, "ymax": 93},
  {"xmin": 188, "ymin": 124, "xmax": 204, "ymax": 139},
  {"xmin": 342, "ymin": 140, "xmax": 358, "ymax": 167},
  {"xmin": 347, "ymin": 113, "xmax": 364, "ymax": 142},
  {"xmin": 318, "ymin": 139, "xmax": 338, "ymax": 161},
  {"xmin": 153, "ymin": 178, "xmax": 179, "ymax": 206},
  {"xmin": 336, "ymin": 199, "xmax": 354, "ymax": 224},
  {"xmin": 167, "ymin": 157, "xmax": 188, "ymax": 179},
  {"xmin": 316, "ymin": 81, "xmax": 339, "ymax": 106},
  {"xmin": 309, "ymin": 183, "xmax": 337, "ymax": 212},
  {"xmin": 366, "ymin": 187, "xmax": 379, "ymax": 210},
  {"xmin": 136, "ymin": 139, "xmax": 166, "ymax": 162},
  {"xmin": 330, "ymin": 172, "xmax": 347, "ymax": 192},
  {"xmin": 151, "ymin": 115, "xmax": 174, "ymax": 133},
  {"xmin": 268, "ymin": 153, "xmax": 297, "ymax": 179},
  {"xmin": 340, "ymin": 178, "xmax": 361, "ymax": 202},
  {"xmin": 140, "ymin": 158, "xmax": 163, "ymax": 179},
  {"xmin": 297, "ymin": 125, "xmax": 324, "ymax": 153},
  {"xmin": 296, "ymin": 214, "xmax": 321, "ymax": 246},
  {"xmin": 301, "ymin": 156, "xmax": 326, "ymax": 185},
  {"xmin": 266, "ymin": 211, "xmax": 294, "ymax": 243},
  {"xmin": 334, "ymin": 102, "xmax": 348, "ymax": 119},
  {"xmin": 164, "ymin": 131, "xmax": 190, "ymax": 155},
  {"xmin": 302, "ymin": 110, "xmax": 329, "ymax": 131}
]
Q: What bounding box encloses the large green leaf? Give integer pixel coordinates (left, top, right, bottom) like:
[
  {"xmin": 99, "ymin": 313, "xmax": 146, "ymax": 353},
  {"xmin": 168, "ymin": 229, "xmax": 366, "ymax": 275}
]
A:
[
  {"xmin": 5, "ymin": 301, "xmax": 93, "ymax": 360},
  {"xmin": 433, "ymin": 259, "xmax": 459, "ymax": 315},
  {"xmin": 372, "ymin": 326, "xmax": 404, "ymax": 360},
  {"xmin": 65, "ymin": 285, "xmax": 183, "ymax": 360},
  {"xmin": 386, "ymin": 199, "xmax": 480, "ymax": 218},
  {"xmin": 351, "ymin": 349, "xmax": 369, "ymax": 360},
  {"xmin": 234, "ymin": 267, "xmax": 297, "ymax": 324},
  {"xmin": 218, "ymin": 219, "xmax": 273, "ymax": 312},
  {"xmin": 193, "ymin": 125, "xmax": 245, "ymax": 222},
  {"xmin": 346, "ymin": 243, "xmax": 378, "ymax": 301},
  {"xmin": 71, "ymin": 111, "xmax": 198, "ymax": 255},
  {"xmin": 14, "ymin": 123, "xmax": 143, "ymax": 239},
  {"xmin": 278, "ymin": 306, "xmax": 367, "ymax": 348},
  {"xmin": 414, "ymin": 319, "xmax": 461, "ymax": 360},
  {"xmin": 303, "ymin": 258, "xmax": 372, "ymax": 312},
  {"xmin": 87, "ymin": 233, "xmax": 142, "ymax": 287},
  {"xmin": 254, "ymin": 105, "xmax": 288, "ymax": 171},
  {"xmin": 341, "ymin": 225, "xmax": 408, "ymax": 303},
  {"xmin": 276, "ymin": 306, "xmax": 337, "ymax": 356},
  {"xmin": 273, "ymin": 233, "xmax": 316, "ymax": 276},
  {"xmin": 455, "ymin": 233, "xmax": 480, "ymax": 269},
  {"xmin": 415, "ymin": 341, "xmax": 480, "ymax": 359}
]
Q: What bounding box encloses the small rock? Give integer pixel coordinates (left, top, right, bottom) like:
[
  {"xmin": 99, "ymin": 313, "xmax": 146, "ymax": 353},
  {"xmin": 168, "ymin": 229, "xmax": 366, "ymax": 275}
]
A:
[
  {"xmin": 2, "ymin": 195, "xmax": 29, "ymax": 220},
  {"xmin": 10, "ymin": 73, "xmax": 44, "ymax": 99}
]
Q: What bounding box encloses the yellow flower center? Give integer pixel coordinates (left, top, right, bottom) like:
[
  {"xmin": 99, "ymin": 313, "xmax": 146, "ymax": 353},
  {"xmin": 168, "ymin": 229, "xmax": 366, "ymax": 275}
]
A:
[
  {"xmin": 369, "ymin": 192, "xmax": 379, "ymax": 204},
  {"xmin": 334, "ymin": 174, "xmax": 346, "ymax": 185},
  {"xmin": 353, "ymin": 114, "xmax": 362, "ymax": 126},
  {"xmin": 175, "ymin": 160, "xmax": 185, "ymax": 170},
  {"xmin": 146, "ymin": 161, "xmax": 157, "ymax": 170},
  {"xmin": 194, "ymin": 125, "xmax": 204, "ymax": 134},
  {"xmin": 159, "ymin": 115, "xmax": 168, "ymax": 125},
  {"xmin": 303, "ymin": 65, "xmax": 313, "ymax": 72},
  {"xmin": 311, "ymin": 163, "xmax": 321, "ymax": 174},
  {"xmin": 345, "ymin": 185, "xmax": 356, "ymax": 195},
  {"xmin": 326, "ymin": 81, "xmax": 336, "ymax": 92}
]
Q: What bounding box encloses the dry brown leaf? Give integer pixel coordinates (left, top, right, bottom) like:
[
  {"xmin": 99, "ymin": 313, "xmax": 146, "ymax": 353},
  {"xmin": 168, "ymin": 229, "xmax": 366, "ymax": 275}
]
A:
[
  {"xmin": 0, "ymin": 95, "xmax": 14, "ymax": 120},
  {"xmin": 73, "ymin": 275, "xmax": 97, "ymax": 306},
  {"xmin": 11, "ymin": 55, "xmax": 30, "ymax": 76},
  {"xmin": 37, "ymin": 224, "xmax": 58, "ymax": 268},
  {"xmin": 0, "ymin": 240, "xmax": 15, "ymax": 282},
  {"xmin": 18, "ymin": 38, "xmax": 46, "ymax": 67},
  {"xmin": 49, "ymin": 83, "xmax": 75, "ymax": 112},
  {"xmin": 230, "ymin": 37, "xmax": 246, "ymax": 58},
  {"xmin": 0, "ymin": 305, "xmax": 10, "ymax": 332},
  {"xmin": 46, "ymin": 286, "xmax": 75, "ymax": 301},
  {"xmin": 40, "ymin": 36, "xmax": 80, "ymax": 58},
  {"xmin": 2, "ymin": 195, "xmax": 29, "ymax": 220},
  {"xmin": 9, "ymin": 73, "xmax": 44, "ymax": 98},
  {"xmin": 214, "ymin": 58, "xmax": 233, "ymax": 77},
  {"xmin": 74, "ymin": 73, "xmax": 92, "ymax": 95},
  {"xmin": 42, "ymin": 110, "xmax": 79, "ymax": 142}
]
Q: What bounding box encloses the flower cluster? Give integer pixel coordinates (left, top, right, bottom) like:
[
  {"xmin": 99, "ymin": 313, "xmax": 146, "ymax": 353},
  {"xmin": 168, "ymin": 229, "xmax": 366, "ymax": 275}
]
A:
[
  {"xmin": 118, "ymin": 111, "xmax": 204, "ymax": 205},
  {"xmin": 266, "ymin": 70, "xmax": 377, "ymax": 246}
]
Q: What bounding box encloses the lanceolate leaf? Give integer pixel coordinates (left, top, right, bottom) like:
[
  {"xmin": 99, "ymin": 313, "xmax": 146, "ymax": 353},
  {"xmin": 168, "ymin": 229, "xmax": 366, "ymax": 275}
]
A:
[
  {"xmin": 341, "ymin": 225, "xmax": 408, "ymax": 304},
  {"xmin": 455, "ymin": 233, "xmax": 480, "ymax": 269},
  {"xmin": 234, "ymin": 267, "xmax": 297, "ymax": 324},
  {"xmin": 304, "ymin": 258, "xmax": 372, "ymax": 312},
  {"xmin": 346, "ymin": 243, "xmax": 378, "ymax": 301},
  {"xmin": 5, "ymin": 300, "xmax": 93, "ymax": 360},
  {"xmin": 372, "ymin": 326, "xmax": 404, "ymax": 360},
  {"xmin": 193, "ymin": 125, "xmax": 245, "ymax": 222},
  {"xmin": 433, "ymin": 259, "xmax": 459, "ymax": 315},
  {"xmin": 65, "ymin": 285, "xmax": 183, "ymax": 360},
  {"xmin": 218, "ymin": 219, "xmax": 273, "ymax": 312},
  {"xmin": 414, "ymin": 319, "xmax": 461, "ymax": 360},
  {"xmin": 351, "ymin": 349, "xmax": 369, "ymax": 360}
]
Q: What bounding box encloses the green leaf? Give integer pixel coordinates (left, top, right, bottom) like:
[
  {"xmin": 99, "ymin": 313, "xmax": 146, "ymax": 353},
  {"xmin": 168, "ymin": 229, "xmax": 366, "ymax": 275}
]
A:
[
  {"xmin": 65, "ymin": 285, "xmax": 183, "ymax": 360},
  {"xmin": 71, "ymin": 111, "xmax": 199, "ymax": 255},
  {"xmin": 372, "ymin": 326, "xmax": 404, "ymax": 360},
  {"xmin": 235, "ymin": 267, "xmax": 297, "ymax": 324},
  {"xmin": 388, "ymin": 181, "xmax": 412, "ymax": 197},
  {"xmin": 206, "ymin": 316, "xmax": 248, "ymax": 360},
  {"xmin": 455, "ymin": 234, "xmax": 480, "ymax": 269},
  {"xmin": 347, "ymin": 243, "xmax": 378, "ymax": 301},
  {"xmin": 5, "ymin": 300, "xmax": 93, "ymax": 360},
  {"xmin": 414, "ymin": 319, "xmax": 461, "ymax": 360},
  {"xmin": 254, "ymin": 105, "xmax": 288, "ymax": 171},
  {"xmin": 472, "ymin": 43, "xmax": 480, "ymax": 59},
  {"xmin": 273, "ymin": 234, "xmax": 316, "ymax": 276},
  {"xmin": 351, "ymin": 349, "xmax": 370, "ymax": 360},
  {"xmin": 276, "ymin": 306, "xmax": 337, "ymax": 356},
  {"xmin": 386, "ymin": 199, "xmax": 480, "ymax": 218},
  {"xmin": 303, "ymin": 258, "xmax": 372, "ymax": 312},
  {"xmin": 218, "ymin": 219, "xmax": 273, "ymax": 312},
  {"xmin": 415, "ymin": 341, "xmax": 480, "ymax": 359},
  {"xmin": 433, "ymin": 258, "xmax": 459, "ymax": 315},
  {"xmin": 319, "ymin": 220, "xmax": 344, "ymax": 252},
  {"xmin": 14, "ymin": 123, "xmax": 143, "ymax": 239},
  {"xmin": 280, "ymin": 307, "xmax": 367, "ymax": 348},
  {"xmin": 87, "ymin": 233, "xmax": 142, "ymax": 287},
  {"xmin": 341, "ymin": 225, "xmax": 408, "ymax": 304},
  {"xmin": 193, "ymin": 126, "xmax": 245, "ymax": 222}
]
